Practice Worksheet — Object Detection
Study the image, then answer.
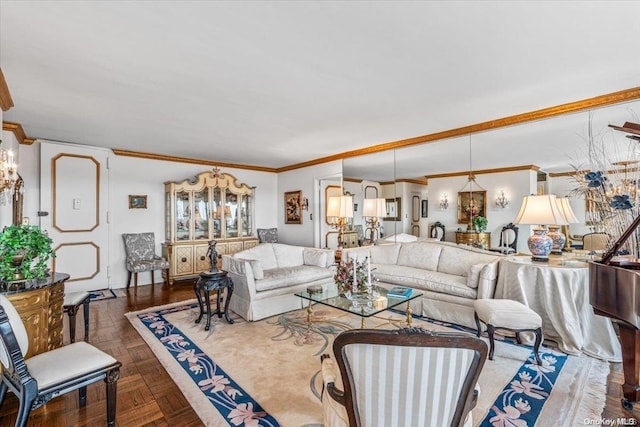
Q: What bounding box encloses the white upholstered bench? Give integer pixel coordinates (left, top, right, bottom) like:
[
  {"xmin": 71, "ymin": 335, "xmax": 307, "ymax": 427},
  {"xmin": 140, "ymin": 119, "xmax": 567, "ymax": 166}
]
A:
[{"xmin": 473, "ymin": 299, "xmax": 543, "ymax": 365}]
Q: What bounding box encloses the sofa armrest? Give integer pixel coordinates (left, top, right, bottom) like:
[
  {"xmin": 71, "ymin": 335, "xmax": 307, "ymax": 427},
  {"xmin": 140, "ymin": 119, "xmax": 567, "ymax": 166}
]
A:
[
  {"xmin": 222, "ymin": 255, "xmax": 257, "ymax": 299},
  {"xmin": 476, "ymin": 259, "xmax": 500, "ymax": 299}
]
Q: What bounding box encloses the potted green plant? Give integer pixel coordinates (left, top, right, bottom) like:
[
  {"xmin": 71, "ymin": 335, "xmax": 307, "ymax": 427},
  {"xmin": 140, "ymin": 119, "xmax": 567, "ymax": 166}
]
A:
[
  {"xmin": 472, "ymin": 216, "xmax": 488, "ymax": 233},
  {"xmin": 0, "ymin": 225, "xmax": 55, "ymax": 282}
]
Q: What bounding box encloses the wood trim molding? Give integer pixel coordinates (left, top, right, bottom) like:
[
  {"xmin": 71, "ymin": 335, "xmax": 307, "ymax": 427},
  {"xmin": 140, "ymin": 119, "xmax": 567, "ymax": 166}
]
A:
[
  {"xmin": 112, "ymin": 149, "xmax": 278, "ymax": 173},
  {"xmin": 278, "ymin": 87, "xmax": 640, "ymax": 172},
  {"xmin": 2, "ymin": 122, "xmax": 35, "ymax": 144},
  {"xmin": 52, "ymin": 154, "xmax": 100, "ymax": 232},
  {"xmin": 0, "ymin": 68, "xmax": 14, "ymax": 111},
  {"xmin": 425, "ymin": 165, "xmax": 540, "ymax": 180},
  {"xmin": 52, "ymin": 241, "xmax": 100, "ymax": 282}
]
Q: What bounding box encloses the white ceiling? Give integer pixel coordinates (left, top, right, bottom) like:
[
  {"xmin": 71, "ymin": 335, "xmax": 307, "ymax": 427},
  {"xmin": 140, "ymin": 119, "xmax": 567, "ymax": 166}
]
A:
[{"xmin": 2, "ymin": 1, "xmax": 640, "ymax": 177}]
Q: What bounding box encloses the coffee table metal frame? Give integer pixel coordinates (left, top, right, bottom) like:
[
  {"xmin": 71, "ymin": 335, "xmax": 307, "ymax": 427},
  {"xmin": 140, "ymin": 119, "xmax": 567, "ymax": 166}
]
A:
[{"xmin": 295, "ymin": 284, "xmax": 422, "ymax": 328}]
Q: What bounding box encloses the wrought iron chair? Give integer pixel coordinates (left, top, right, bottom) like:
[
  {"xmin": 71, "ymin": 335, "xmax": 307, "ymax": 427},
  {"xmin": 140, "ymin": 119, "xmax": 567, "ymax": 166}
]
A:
[
  {"xmin": 320, "ymin": 328, "xmax": 487, "ymax": 427},
  {"xmin": 0, "ymin": 295, "xmax": 121, "ymax": 427},
  {"xmin": 490, "ymin": 222, "xmax": 519, "ymax": 254},
  {"xmin": 430, "ymin": 221, "xmax": 446, "ymax": 241},
  {"xmin": 122, "ymin": 232, "xmax": 170, "ymax": 289}
]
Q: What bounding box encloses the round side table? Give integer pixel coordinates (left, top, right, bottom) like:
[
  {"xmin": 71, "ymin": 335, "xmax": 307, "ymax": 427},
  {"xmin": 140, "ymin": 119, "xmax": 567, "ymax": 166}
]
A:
[{"xmin": 194, "ymin": 270, "xmax": 234, "ymax": 331}]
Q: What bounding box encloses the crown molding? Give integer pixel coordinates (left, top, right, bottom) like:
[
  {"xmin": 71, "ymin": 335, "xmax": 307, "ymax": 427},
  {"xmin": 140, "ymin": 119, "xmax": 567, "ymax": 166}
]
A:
[
  {"xmin": 0, "ymin": 68, "xmax": 14, "ymax": 112},
  {"xmin": 425, "ymin": 165, "xmax": 540, "ymax": 180},
  {"xmin": 280, "ymin": 86, "xmax": 640, "ymax": 172},
  {"xmin": 2, "ymin": 122, "xmax": 35, "ymax": 144},
  {"xmin": 111, "ymin": 149, "xmax": 278, "ymax": 173}
]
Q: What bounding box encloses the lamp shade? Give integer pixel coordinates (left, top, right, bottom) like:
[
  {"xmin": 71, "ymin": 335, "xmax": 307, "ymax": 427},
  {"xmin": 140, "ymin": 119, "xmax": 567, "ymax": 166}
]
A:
[
  {"xmin": 327, "ymin": 195, "xmax": 354, "ymax": 218},
  {"xmin": 363, "ymin": 198, "xmax": 386, "ymax": 218},
  {"xmin": 555, "ymin": 196, "xmax": 579, "ymax": 224},
  {"xmin": 514, "ymin": 194, "xmax": 568, "ymax": 226}
]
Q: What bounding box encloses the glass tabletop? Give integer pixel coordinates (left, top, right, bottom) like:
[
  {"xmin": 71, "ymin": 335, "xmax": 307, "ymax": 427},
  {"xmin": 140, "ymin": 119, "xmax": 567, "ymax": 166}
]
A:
[{"xmin": 295, "ymin": 284, "xmax": 422, "ymax": 318}]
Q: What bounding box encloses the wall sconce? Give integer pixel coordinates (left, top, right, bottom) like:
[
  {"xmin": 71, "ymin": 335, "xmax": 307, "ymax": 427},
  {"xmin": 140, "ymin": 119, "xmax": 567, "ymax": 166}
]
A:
[
  {"xmin": 495, "ymin": 190, "xmax": 509, "ymax": 209},
  {"xmin": 439, "ymin": 193, "xmax": 449, "ymax": 210},
  {"xmin": 301, "ymin": 197, "xmax": 309, "ymax": 211}
]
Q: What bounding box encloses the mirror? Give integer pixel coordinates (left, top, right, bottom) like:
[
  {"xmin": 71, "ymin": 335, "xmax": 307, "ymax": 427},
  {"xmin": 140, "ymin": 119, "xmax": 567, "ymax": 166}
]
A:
[
  {"xmin": 343, "ymin": 150, "xmax": 397, "ymax": 244},
  {"xmin": 343, "ymin": 98, "xmax": 640, "ymax": 250}
]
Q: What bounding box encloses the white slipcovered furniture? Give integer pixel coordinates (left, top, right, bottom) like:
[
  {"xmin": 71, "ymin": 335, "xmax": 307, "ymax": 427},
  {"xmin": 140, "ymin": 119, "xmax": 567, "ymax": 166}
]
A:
[
  {"xmin": 342, "ymin": 241, "xmax": 503, "ymax": 328},
  {"xmin": 222, "ymin": 243, "xmax": 335, "ymax": 321}
]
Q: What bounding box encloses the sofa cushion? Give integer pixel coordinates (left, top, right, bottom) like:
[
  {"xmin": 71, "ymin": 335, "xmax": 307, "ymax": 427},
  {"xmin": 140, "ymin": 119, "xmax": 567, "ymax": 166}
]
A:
[
  {"xmin": 255, "ymin": 265, "xmax": 334, "ymax": 292},
  {"xmin": 396, "ymin": 242, "xmax": 442, "ymax": 271},
  {"xmin": 373, "ymin": 264, "xmax": 477, "ymax": 299},
  {"xmin": 273, "ymin": 243, "xmax": 305, "ymax": 268},
  {"xmin": 234, "ymin": 244, "xmax": 278, "ymax": 270},
  {"xmin": 437, "ymin": 245, "xmax": 500, "ymax": 277},
  {"xmin": 467, "ymin": 264, "xmax": 484, "ymax": 289},
  {"xmin": 303, "ymin": 248, "xmax": 328, "ymax": 268}
]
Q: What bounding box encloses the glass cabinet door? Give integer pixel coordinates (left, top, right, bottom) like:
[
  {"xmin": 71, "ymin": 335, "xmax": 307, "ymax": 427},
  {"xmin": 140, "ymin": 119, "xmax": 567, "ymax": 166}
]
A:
[
  {"xmin": 175, "ymin": 191, "xmax": 191, "ymax": 241},
  {"xmin": 241, "ymin": 194, "xmax": 253, "ymax": 237},
  {"xmin": 193, "ymin": 189, "xmax": 209, "ymax": 240},
  {"xmin": 225, "ymin": 190, "xmax": 238, "ymax": 238},
  {"xmin": 212, "ymin": 188, "xmax": 222, "ymax": 239}
]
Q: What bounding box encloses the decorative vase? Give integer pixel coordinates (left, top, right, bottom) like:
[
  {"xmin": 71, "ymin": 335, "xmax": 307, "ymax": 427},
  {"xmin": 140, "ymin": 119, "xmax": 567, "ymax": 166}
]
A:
[
  {"xmin": 546, "ymin": 225, "xmax": 566, "ymax": 255},
  {"xmin": 527, "ymin": 228, "xmax": 553, "ymax": 262}
]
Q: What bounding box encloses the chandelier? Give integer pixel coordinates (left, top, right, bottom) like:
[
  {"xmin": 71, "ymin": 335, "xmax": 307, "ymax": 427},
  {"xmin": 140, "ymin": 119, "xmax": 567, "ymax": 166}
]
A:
[{"xmin": 0, "ymin": 142, "xmax": 18, "ymax": 205}]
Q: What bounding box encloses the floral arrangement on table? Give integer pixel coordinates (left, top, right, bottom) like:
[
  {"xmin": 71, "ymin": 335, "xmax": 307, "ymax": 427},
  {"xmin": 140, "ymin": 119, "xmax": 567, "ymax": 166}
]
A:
[
  {"xmin": 570, "ymin": 120, "xmax": 640, "ymax": 258},
  {"xmin": 334, "ymin": 256, "xmax": 373, "ymax": 296}
]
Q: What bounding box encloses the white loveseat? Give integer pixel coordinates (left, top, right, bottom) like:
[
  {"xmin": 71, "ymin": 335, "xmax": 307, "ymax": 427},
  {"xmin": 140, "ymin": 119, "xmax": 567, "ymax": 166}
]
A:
[
  {"xmin": 342, "ymin": 241, "xmax": 503, "ymax": 328},
  {"xmin": 222, "ymin": 243, "xmax": 335, "ymax": 321}
]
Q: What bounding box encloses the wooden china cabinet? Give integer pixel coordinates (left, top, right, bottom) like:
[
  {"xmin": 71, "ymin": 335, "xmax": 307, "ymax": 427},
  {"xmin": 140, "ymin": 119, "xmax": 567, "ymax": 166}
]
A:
[{"xmin": 163, "ymin": 169, "xmax": 258, "ymax": 284}]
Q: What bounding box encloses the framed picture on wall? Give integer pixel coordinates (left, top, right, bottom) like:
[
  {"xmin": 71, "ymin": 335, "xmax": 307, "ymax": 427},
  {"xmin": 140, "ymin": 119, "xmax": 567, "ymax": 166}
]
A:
[
  {"xmin": 285, "ymin": 190, "xmax": 303, "ymax": 224},
  {"xmin": 383, "ymin": 197, "xmax": 402, "ymax": 221},
  {"xmin": 129, "ymin": 195, "xmax": 147, "ymax": 209},
  {"xmin": 457, "ymin": 190, "xmax": 486, "ymax": 224},
  {"xmin": 421, "ymin": 199, "xmax": 428, "ymax": 218}
]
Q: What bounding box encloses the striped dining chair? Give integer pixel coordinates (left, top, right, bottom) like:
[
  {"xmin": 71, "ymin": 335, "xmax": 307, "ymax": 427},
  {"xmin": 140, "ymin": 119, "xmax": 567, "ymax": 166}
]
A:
[{"xmin": 320, "ymin": 328, "xmax": 487, "ymax": 427}]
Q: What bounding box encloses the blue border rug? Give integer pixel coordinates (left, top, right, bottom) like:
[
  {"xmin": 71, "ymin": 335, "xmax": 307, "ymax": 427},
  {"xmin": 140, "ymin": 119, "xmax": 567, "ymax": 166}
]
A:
[
  {"xmin": 127, "ymin": 301, "xmax": 609, "ymax": 426},
  {"xmin": 88, "ymin": 289, "xmax": 117, "ymax": 301}
]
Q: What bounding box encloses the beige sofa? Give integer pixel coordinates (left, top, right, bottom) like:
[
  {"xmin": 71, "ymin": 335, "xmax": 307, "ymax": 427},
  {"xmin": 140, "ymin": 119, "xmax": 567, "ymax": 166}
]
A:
[
  {"xmin": 342, "ymin": 241, "xmax": 503, "ymax": 328},
  {"xmin": 222, "ymin": 243, "xmax": 335, "ymax": 321}
]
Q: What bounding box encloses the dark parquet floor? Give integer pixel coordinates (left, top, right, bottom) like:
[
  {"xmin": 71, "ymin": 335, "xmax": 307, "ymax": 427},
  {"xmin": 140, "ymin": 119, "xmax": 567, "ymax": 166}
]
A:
[{"xmin": 0, "ymin": 281, "xmax": 637, "ymax": 426}]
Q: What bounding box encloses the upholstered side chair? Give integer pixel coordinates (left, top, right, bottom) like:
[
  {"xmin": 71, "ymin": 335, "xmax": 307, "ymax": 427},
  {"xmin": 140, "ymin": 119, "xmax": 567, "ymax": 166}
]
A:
[
  {"xmin": 489, "ymin": 222, "xmax": 519, "ymax": 254},
  {"xmin": 122, "ymin": 232, "xmax": 170, "ymax": 289},
  {"xmin": 0, "ymin": 295, "xmax": 121, "ymax": 427},
  {"xmin": 257, "ymin": 228, "xmax": 278, "ymax": 243},
  {"xmin": 320, "ymin": 328, "xmax": 487, "ymax": 427},
  {"xmin": 430, "ymin": 221, "xmax": 446, "ymax": 241},
  {"xmin": 582, "ymin": 232, "xmax": 610, "ymax": 253}
]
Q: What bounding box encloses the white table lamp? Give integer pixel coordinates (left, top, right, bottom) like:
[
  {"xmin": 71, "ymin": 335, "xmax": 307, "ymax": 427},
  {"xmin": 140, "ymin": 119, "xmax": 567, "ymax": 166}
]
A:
[
  {"xmin": 514, "ymin": 194, "xmax": 567, "ymax": 261},
  {"xmin": 363, "ymin": 198, "xmax": 386, "ymax": 243},
  {"xmin": 327, "ymin": 195, "xmax": 354, "ymax": 248}
]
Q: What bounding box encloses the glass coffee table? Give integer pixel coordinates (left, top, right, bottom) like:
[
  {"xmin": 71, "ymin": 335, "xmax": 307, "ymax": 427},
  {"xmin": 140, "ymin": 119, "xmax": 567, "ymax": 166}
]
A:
[{"xmin": 295, "ymin": 284, "xmax": 422, "ymax": 328}]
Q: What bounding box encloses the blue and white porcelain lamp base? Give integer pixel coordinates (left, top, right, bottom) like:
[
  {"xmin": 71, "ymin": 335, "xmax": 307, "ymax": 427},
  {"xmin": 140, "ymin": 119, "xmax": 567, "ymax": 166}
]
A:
[
  {"xmin": 528, "ymin": 227, "xmax": 553, "ymax": 262},
  {"xmin": 546, "ymin": 225, "xmax": 566, "ymax": 255}
]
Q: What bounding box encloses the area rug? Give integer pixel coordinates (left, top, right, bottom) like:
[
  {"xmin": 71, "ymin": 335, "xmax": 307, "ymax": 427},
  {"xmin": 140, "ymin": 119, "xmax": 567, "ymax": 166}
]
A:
[
  {"xmin": 126, "ymin": 300, "xmax": 609, "ymax": 426},
  {"xmin": 88, "ymin": 288, "xmax": 117, "ymax": 301}
]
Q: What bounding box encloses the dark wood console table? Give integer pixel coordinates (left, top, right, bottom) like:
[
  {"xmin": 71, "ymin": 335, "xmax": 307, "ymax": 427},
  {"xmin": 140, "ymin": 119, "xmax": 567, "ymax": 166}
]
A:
[
  {"xmin": 1, "ymin": 272, "xmax": 70, "ymax": 358},
  {"xmin": 194, "ymin": 270, "xmax": 234, "ymax": 331}
]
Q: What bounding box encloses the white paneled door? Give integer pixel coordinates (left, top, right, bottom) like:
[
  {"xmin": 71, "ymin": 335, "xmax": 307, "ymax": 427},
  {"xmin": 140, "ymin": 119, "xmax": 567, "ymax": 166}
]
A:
[{"xmin": 40, "ymin": 142, "xmax": 110, "ymax": 292}]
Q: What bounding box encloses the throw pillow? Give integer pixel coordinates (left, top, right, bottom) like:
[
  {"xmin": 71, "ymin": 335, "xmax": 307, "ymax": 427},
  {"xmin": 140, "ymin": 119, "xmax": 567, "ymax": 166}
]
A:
[
  {"xmin": 257, "ymin": 228, "xmax": 278, "ymax": 243},
  {"xmin": 467, "ymin": 263, "xmax": 485, "ymax": 289},
  {"xmin": 303, "ymin": 248, "xmax": 328, "ymax": 268}
]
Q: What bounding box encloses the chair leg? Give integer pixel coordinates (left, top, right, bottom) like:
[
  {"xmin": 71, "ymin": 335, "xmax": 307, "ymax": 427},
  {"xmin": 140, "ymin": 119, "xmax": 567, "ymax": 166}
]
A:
[
  {"xmin": 487, "ymin": 324, "xmax": 496, "ymax": 360},
  {"xmin": 78, "ymin": 385, "xmax": 87, "ymax": 407},
  {"xmin": 164, "ymin": 268, "xmax": 170, "ymax": 287},
  {"xmin": 0, "ymin": 381, "xmax": 7, "ymax": 408},
  {"xmin": 126, "ymin": 271, "xmax": 132, "ymax": 289},
  {"xmin": 533, "ymin": 327, "xmax": 543, "ymax": 365},
  {"xmin": 151, "ymin": 270, "xmax": 155, "ymax": 286},
  {"xmin": 68, "ymin": 308, "xmax": 78, "ymax": 344},
  {"xmin": 474, "ymin": 312, "xmax": 482, "ymax": 337},
  {"xmin": 16, "ymin": 382, "xmax": 37, "ymax": 427},
  {"xmin": 83, "ymin": 298, "xmax": 90, "ymax": 342},
  {"xmin": 134, "ymin": 272, "xmax": 138, "ymax": 289},
  {"xmin": 106, "ymin": 367, "xmax": 120, "ymax": 427}
]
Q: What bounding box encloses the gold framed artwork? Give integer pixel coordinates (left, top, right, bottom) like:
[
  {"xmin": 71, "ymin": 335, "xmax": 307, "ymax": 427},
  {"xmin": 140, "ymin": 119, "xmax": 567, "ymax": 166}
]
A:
[
  {"xmin": 285, "ymin": 190, "xmax": 303, "ymax": 224},
  {"xmin": 457, "ymin": 190, "xmax": 486, "ymax": 224},
  {"xmin": 129, "ymin": 195, "xmax": 147, "ymax": 209}
]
